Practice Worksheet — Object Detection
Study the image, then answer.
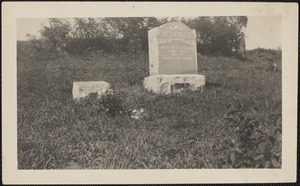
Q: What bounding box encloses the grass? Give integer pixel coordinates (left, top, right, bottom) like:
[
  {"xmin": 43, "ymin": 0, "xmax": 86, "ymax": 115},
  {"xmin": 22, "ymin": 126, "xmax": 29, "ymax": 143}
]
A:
[{"xmin": 17, "ymin": 42, "xmax": 282, "ymax": 169}]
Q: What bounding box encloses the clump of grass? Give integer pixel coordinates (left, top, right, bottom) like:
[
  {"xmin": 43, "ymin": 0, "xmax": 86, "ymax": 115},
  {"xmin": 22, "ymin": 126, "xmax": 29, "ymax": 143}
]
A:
[{"xmin": 75, "ymin": 91, "xmax": 126, "ymax": 118}]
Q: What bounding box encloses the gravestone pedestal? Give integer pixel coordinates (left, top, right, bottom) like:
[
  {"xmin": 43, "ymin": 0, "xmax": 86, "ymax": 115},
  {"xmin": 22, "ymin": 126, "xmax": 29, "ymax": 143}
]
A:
[
  {"xmin": 144, "ymin": 74, "xmax": 205, "ymax": 94},
  {"xmin": 144, "ymin": 22, "xmax": 205, "ymax": 94}
]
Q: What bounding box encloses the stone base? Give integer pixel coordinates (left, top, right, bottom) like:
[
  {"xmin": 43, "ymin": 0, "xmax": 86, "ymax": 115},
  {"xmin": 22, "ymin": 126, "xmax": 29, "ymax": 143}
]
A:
[
  {"xmin": 143, "ymin": 74, "xmax": 205, "ymax": 94},
  {"xmin": 72, "ymin": 81, "xmax": 110, "ymax": 100}
]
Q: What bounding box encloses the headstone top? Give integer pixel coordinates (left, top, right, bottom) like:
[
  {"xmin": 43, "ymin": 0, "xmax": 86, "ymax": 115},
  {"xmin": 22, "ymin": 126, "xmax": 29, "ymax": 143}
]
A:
[
  {"xmin": 148, "ymin": 22, "xmax": 198, "ymax": 76},
  {"xmin": 155, "ymin": 22, "xmax": 196, "ymax": 41},
  {"xmin": 159, "ymin": 22, "xmax": 191, "ymax": 30}
]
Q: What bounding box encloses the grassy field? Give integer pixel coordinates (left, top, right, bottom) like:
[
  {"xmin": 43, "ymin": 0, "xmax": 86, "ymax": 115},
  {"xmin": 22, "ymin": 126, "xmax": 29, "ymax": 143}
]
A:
[{"xmin": 17, "ymin": 41, "xmax": 282, "ymax": 169}]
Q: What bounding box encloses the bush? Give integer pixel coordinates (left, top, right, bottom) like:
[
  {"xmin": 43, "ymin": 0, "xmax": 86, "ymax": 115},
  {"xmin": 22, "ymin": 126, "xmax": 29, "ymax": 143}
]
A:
[
  {"xmin": 28, "ymin": 17, "xmax": 248, "ymax": 59},
  {"xmin": 65, "ymin": 38, "xmax": 128, "ymax": 56},
  {"xmin": 75, "ymin": 91, "xmax": 126, "ymax": 118},
  {"xmin": 216, "ymin": 102, "xmax": 281, "ymax": 168}
]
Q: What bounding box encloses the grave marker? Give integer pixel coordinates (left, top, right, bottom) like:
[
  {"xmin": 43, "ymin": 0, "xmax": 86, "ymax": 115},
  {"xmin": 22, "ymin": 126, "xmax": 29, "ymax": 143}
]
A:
[
  {"xmin": 148, "ymin": 22, "xmax": 197, "ymax": 75},
  {"xmin": 144, "ymin": 22, "xmax": 205, "ymax": 94},
  {"xmin": 72, "ymin": 81, "xmax": 110, "ymax": 100}
]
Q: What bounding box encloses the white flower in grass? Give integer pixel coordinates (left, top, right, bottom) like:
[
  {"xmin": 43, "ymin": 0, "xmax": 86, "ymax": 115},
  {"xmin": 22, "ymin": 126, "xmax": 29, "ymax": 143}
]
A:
[
  {"xmin": 106, "ymin": 89, "xmax": 114, "ymax": 95},
  {"xmin": 131, "ymin": 115, "xmax": 139, "ymax": 120},
  {"xmin": 96, "ymin": 89, "xmax": 114, "ymax": 98},
  {"xmin": 142, "ymin": 112, "xmax": 148, "ymax": 118},
  {"xmin": 97, "ymin": 90, "xmax": 103, "ymax": 98},
  {"xmin": 130, "ymin": 108, "xmax": 147, "ymax": 120}
]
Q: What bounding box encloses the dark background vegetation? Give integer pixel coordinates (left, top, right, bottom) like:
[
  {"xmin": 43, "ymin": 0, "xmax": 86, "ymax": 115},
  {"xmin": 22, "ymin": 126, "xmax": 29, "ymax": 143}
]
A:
[
  {"xmin": 27, "ymin": 17, "xmax": 247, "ymax": 58},
  {"xmin": 18, "ymin": 17, "xmax": 282, "ymax": 169}
]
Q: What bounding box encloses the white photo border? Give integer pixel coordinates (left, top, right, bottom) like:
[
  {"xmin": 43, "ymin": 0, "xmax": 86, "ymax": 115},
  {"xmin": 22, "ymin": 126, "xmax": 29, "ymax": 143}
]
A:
[{"xmin": 2, "ymin": 2, "xmax": 298, "ymax": 184}]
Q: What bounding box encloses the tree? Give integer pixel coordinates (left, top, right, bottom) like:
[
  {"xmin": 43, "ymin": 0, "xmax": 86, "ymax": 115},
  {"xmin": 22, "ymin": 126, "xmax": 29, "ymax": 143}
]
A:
[
  {"xmin": 72, "ymin": 18, "xmax": 103, "ymax": 39},
  {"xmin": 101, "ymin": 17, "xmax": 167, "ymax": 53},
  {"xmin": 185, "ymin": 16, "xmax": 248, "ymax": 55},
  {"xmin": 31, "ymin": 16, "xmax": 247, "ymax": 58},
  {"xmin": 38, "ymin": 18, "xmax": 72, "ymax": 58}
]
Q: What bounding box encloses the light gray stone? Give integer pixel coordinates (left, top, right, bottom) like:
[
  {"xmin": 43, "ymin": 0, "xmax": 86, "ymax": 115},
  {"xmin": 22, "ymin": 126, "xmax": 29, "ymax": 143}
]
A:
[
  {"xmin": 144, "ymin": 74, "xmax": 205, "ymax": 94},
  {"xmin": 148, "ymin": 22, "xmax": 197, "ymax": 75},
  {"xmin": 72, "ymin": 81, "xmax": 110, "ymax": 100},
  {"xmin": 144, "ymin": 22, "xmax": 205, "ymax": 94}
]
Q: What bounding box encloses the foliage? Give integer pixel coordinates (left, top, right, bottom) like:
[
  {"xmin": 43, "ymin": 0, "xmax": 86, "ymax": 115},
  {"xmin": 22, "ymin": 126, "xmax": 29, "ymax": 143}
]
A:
[
  {"xmin": 183, "ymin": 16, "xmax": 247, "ymax": 55},
  {"xmin": 216, "ymin": 102, "xmax": 281, "ymax": 168},
  {"xmin": 28, "ymin": 16, "xmax": 247, "ymax": 58},
  {"xmin": 102, "ymin": 17, "xmax": 163, "ymax": 53},
  {"xmin": 76, "ymin": 91, "xmax": 126, "ymax": 118},
  {"xmin": 39, "ymin": 18, "xmax": 72, "ymax": 58},
  {"xmin": 72, "ymin": 18, "xmax": 103, "ymax": 39},
  {"xmin": 17, "ymin": 44, "xmax": 281, "ymax": 169}
]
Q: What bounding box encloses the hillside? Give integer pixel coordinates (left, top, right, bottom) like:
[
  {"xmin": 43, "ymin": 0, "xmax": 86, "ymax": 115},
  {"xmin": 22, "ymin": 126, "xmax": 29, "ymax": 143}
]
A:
[{"xmin": 17, "ymin": 43, "xmax": 282, "ymax": 169}]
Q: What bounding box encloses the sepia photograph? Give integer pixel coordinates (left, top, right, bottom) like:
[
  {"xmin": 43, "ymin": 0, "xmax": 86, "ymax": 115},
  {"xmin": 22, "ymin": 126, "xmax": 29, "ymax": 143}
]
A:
[
  {"xmin": 3, "ymin": 2, "xmax": 298, "ymax": 184},
  {"xmin": 17, "ymin": 16, "xmax": 282, "ymax": 170}
]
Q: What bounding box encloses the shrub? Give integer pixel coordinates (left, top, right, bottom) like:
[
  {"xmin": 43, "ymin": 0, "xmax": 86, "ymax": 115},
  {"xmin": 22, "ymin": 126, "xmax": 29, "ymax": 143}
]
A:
[
  {"xmin": 28, "ymin": 17, "xmax": 248, "ymax": 59},
  {"xmin": 75, "ymin": 91, "xmax": 126, "ymax": 118},
  {"xmin": 217, "ymin": 102, "xmax": 281, "ymax": 168}
]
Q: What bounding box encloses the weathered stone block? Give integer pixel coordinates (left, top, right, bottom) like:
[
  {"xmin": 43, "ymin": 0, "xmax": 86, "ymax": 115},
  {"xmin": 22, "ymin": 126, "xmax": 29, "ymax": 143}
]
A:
[
  {"xmin": 72, "ymin": 81, "xmax": 110, "ymax": 100},
  {"xmin": 144, "ymin": 74, "xmax": 205, "ymax": 94}
]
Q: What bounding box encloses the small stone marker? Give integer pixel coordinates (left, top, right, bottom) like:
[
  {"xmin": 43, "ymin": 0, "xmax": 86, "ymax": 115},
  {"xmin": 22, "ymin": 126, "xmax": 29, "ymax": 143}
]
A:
[
  {"xmin": 144, "ymin": 22, "xmax": 205, "ymax": 94},
  {"xmin": 72, "ymin": 81, "xmax": 110, "ymax": 100}
]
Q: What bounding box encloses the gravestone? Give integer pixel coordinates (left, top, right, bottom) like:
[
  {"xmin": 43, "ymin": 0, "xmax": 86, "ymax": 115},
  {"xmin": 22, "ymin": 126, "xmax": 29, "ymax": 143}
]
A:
[
  {"xmin": 72, "ymin": 81, "xmax": 110, "ymax": 100},
  {"xmin": 144, "ymin": 22, "xmax": 205, "ymax": 94}
]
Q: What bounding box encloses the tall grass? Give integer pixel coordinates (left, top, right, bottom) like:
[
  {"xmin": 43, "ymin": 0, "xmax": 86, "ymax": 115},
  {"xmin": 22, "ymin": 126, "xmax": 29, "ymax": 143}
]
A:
[{"xmin": 17, "ymin": 42, "xmax": 281, "ymax": 169}]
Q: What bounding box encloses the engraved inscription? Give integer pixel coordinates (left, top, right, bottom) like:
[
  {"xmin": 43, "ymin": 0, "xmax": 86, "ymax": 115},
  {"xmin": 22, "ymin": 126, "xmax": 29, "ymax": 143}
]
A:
[
  {"xmin": 160, "ymin": 44, "xmax": 195, "ymax": 61},
  {"xmin": 148, "ymin": 22, "xmax": 198, "ymax": 75},
  {"xmin": 160, "ymin": 30, "xmax": 194, "ymax": 39},
  {"xmin": 158, "ymin": 40, "xmax": 197, "ymax": 74}
]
